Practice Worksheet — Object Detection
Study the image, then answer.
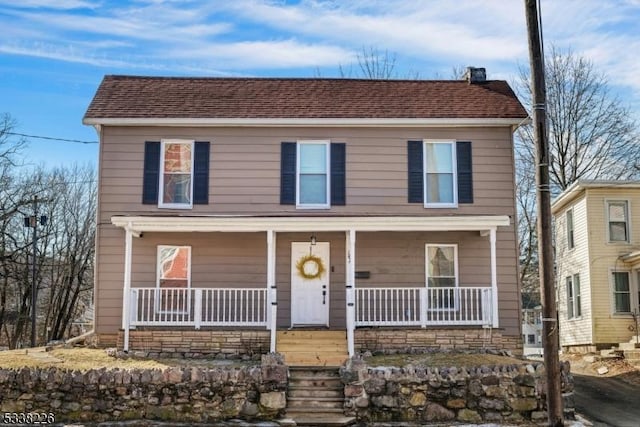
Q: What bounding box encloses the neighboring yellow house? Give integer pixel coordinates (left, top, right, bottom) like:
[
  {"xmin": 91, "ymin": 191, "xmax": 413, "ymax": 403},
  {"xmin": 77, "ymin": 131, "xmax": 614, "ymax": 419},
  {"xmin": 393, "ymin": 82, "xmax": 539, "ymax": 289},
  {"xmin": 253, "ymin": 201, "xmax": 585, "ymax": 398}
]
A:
[{"xmin": 552, "ymin": 180, "xmax": 640, "ymax": 352}]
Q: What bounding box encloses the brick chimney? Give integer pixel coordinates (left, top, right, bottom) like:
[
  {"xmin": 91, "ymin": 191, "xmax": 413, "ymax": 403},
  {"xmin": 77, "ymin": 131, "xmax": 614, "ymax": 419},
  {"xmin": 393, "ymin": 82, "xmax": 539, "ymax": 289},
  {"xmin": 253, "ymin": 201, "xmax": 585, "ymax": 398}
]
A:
[{"xmin": 464, "ymin": 67, "xmax": 486, "ymax": 83}]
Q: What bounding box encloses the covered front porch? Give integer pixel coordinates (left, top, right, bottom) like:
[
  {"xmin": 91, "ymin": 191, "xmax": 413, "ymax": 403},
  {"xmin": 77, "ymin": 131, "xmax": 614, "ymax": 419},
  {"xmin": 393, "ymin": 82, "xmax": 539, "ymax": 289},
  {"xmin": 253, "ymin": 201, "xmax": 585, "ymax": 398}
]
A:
[{"xmin": 112, "ymin": 215, "xmax": 508, "ymax": 357}]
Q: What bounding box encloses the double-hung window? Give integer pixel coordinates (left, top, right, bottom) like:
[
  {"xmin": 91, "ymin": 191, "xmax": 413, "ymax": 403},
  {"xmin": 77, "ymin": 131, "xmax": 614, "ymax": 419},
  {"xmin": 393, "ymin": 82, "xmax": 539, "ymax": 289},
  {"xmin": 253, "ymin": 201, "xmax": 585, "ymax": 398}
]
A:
[
  {"xmin": 407, "ymin": 140, "xmax": 473, "ymax": 207},
  {"xmin": 426, "ymin": 244, "xmax": 458, "ymax": 310},
  {"xmin": 157, "ymin": 245, "xmax": 191, "ymax": 314},
  {"xmin": 566, "ymin": 274, "xmax": 581, "ymax": 319},
  {"xmin": 142, "ymin": 140, "xmax": 210, "ymax": 208},
  {"xmin": 612, "ymin": 271, "xmax": 631, "ymax": 313},
  {"xmin": 424, "ymin": 141, "xmax": 457, "ymax": 207},
  {"xmin": 607, "ymin": 200, "xmax": 629, "ymax": 243},
  {"xmin": 297, "ymin": 141, "xmax": 330, "ymax": 208},
  {"xmin": 566, "ymin": 209, "xmax": 575, "ymax": 250},
  {"xmin": 160, "ymin": 140, "xmax": 194, "ymax": 208}
]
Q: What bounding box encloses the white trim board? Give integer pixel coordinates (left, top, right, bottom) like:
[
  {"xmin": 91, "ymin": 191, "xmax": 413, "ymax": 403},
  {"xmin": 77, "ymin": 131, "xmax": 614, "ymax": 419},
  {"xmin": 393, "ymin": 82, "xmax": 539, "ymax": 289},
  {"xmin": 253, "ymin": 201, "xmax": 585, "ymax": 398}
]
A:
[{"xmin": 111, "ymin": 215, "xmax": 510, "ymax": 233}]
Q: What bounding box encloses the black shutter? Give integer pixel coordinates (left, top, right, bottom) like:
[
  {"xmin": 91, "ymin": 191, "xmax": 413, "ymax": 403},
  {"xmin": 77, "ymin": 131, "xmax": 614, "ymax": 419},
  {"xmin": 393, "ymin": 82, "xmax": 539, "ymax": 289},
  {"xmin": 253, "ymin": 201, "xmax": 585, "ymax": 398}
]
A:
[
  {"xmin": 193, "ymin": 141, "xmax": 210, "ymax": 204},
  {"xmin": 280, "ymin": 142, "xmax": 297, "ymax": 205},
  {"xmin": 330, "ymin": 143, "xmax": 346, "ymax": 205},
  {"xmin": 407, "ymin": 141, "xmax": 423, "ymax": 203},
  {"xmin": 456, "ymin": 141, "xmax": 473, "ymax": 203},
  {"xmin": 142, "ymin": 141, "xmax": 160, "ymax": 204}
]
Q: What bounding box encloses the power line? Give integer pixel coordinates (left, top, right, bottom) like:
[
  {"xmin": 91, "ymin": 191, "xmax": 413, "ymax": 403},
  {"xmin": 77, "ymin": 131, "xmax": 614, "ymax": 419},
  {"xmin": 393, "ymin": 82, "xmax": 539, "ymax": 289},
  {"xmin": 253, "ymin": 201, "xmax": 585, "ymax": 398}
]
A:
[{"xmin": 6, "ymin": 132, "xmax": 98, "ymax": 145}]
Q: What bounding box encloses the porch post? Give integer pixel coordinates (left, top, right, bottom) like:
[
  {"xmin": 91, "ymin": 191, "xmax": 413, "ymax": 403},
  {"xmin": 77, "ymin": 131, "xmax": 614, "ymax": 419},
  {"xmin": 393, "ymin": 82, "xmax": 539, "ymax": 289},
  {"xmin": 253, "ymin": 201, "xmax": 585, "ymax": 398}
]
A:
[
  {"xmin": 490, "ymin": 228, "xmax": 499, "ymax": 327},
  {"xmin": 267, "ymin": 230, "xmax": 277, "ymax": 353},
  {"xmin": 346, "ymin": 229, "xmax": 356, "ymax": 357},
  {"xmin": 122, "ymin": 225, "xmax": 133, "ymax": 352}
]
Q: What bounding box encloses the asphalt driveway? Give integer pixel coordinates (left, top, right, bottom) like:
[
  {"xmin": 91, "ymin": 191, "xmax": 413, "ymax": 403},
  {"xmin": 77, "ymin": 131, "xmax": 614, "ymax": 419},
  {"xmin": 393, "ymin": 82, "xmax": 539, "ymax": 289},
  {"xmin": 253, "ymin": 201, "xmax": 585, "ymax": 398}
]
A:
[{"xmin": 573, "ymin": 373, "xmax": 640, "ymax": 427}]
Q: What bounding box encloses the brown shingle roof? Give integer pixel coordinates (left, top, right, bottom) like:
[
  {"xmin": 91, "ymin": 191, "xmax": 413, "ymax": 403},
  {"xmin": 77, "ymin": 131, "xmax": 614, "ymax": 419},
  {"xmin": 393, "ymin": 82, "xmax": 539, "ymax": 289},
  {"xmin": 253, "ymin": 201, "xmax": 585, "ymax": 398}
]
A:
[{"xmin": 84, "ymin": 75, "xmax": 528, "ymax": 120}]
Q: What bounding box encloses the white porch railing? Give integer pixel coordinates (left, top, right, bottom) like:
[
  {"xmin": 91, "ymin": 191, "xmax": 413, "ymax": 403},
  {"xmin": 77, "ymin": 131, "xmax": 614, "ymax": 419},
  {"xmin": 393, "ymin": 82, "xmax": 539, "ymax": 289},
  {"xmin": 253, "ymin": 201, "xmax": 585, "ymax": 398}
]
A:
[
  {"xmin": 355, "ymin": 287, "xmax": 492, "ymax": 327},
  {"xmin": 130, "ymin": 287, "xmax": 267, "ymax": 328}
]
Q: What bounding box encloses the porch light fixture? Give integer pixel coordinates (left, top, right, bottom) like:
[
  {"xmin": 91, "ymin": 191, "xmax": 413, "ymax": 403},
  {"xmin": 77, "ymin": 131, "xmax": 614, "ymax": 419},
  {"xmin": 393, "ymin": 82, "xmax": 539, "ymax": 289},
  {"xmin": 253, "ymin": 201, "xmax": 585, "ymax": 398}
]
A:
[{"xmin": 310, "ymin": 233, "xmax": 317, "ymax": 246}]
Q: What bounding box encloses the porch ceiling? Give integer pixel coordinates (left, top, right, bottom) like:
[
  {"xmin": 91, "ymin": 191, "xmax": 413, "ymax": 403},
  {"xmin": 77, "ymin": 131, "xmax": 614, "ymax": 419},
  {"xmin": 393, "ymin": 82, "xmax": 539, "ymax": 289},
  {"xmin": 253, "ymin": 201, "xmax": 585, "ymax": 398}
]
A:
[
  {"xmin": 111, "ymin": 215, "xmax": 510, "ymax": 233},
  {"xmin": 622, "ymin": 250, "xmax": 640, "ymax": 267}
]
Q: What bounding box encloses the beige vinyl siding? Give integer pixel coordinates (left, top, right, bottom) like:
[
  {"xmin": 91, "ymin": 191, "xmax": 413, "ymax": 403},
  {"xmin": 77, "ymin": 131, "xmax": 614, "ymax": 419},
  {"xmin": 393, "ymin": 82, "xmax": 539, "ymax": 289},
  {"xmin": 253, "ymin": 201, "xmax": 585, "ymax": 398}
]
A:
[
  {"xmin": 95, "ymin": 227, "xmax": 519, "ymax": 335},
  {"xmin": 554, "ymin": 196, "xmax": 593, "ymax": 346},
  {"xmin": 95, "ymin": 124, "xmax": 520, "ymax": 336},
  {"xmin": 586, "ymin": 188, "xmax": 640, "ymax": 344},
  {"xmin": 98, "ymin": 126, "xmax": 516, "ymax": 219}
]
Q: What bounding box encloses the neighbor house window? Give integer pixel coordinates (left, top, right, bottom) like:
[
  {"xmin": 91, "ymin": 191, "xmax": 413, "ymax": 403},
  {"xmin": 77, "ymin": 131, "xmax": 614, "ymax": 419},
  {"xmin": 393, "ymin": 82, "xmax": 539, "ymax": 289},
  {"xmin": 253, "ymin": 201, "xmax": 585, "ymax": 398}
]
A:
[
  {"xmin": 527, "ymin": 334, "xmax": 536, "ymax": 345},
  {"xmin": 157, "ymin": 245, "xmax": 191, "ymax": 313},
  {"xmin": 607, "ymin": 201, "xmax": 629, "ymax": 243},
  {"xmin": 612, "ymin": 271, "xmax": 631, "ymax": 313},
  {"xmin": 566, "ymin": 209, "xmax": 575, "ymax": 249},
  {"xmin": 424, "ymin": 141, "xmax": 457, "ymax": 207},
  {"xmin": 297, "ymin": 141, "xmax": 330, "ymax": 208},
  {"xmin": 566, "ymin": 274, "xmax": 581, "ymax": 319},
  {"xmin": 426, "ymin": 244, "xmax": 458, "ymax": 309},
  {"xmin": 160, "ymin": 140, "xmax": 194, "ymax": 208}
]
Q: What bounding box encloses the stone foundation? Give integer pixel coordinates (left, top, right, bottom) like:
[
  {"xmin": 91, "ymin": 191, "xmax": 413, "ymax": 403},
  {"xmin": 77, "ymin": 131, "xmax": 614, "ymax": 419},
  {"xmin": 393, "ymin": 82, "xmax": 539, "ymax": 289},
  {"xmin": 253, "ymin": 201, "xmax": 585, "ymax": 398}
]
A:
[
  {"xmin": 340, "ymin": 357, "xmax": 575, "ymax": 423},
  {"xmin": 105, "ymin": 328, "xmax": 521, "ymax": 357},
  {"xmin": 114, "ymin": 330, "xmax": 270, "ymax": 357},
  {"xmin": 355, "ymin": 328, "xmax": 522, "ymax": 355}
]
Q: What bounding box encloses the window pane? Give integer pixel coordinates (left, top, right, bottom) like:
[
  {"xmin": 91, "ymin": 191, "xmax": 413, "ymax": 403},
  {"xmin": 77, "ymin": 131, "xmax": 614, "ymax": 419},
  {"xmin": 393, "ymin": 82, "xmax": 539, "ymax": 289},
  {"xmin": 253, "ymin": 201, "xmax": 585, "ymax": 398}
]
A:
[
  {"xmin": 615, "ymin": 293, "xmax": 631, "ymax": 313},
  {"xmin": 609, "ymin": 203, "xmax": 627, "ymax": 221},
  {"xmin": 428, "ymin": 246, "xmax": 455, "ymax": 277},
  {"xmin": 613, "ymin": 272, "xmax": 630, "ymax": 291},
  {"xmin": 609, "ymin": 222, "xmax": 627, "ymax": 241},
  {"xmin": 164, "ymin": 143, "xmax": 192, "ymax": 173},
  {"xmin": 566, "ymin": 210, "xmax": 574, "ymax": 248},
  {"xmin": 428, "ymin": 277, "xmax": 456, "ymax": 287},
  {"xmin": 299, "ymin": 174, "xmax": 327, "ymax": 204},
  {"xmin": 426, "ymin": 173, "xmax": 454, "ymax": 203},
  {"xmin": 299, "ymin": 144, "xmax": 327, "ymax": 173},
  {"xmin": 159, "ymin": 246, "xmax": 189, "ymax": 288},
  {"xmin": 163, "ymin": 174, "xmax": 191, "ymax": 204},
  {"xmin": 425, "ymin": 143, "xmax": 453, "ymax": 173}
]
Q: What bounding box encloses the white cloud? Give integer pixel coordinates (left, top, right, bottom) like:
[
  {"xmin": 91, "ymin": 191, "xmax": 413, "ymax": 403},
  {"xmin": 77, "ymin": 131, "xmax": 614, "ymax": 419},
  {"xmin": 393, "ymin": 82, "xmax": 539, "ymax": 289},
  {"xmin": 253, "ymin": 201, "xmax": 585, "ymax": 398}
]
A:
[{"xmin": 0, "ymin": 0, "xmax": 96, "ymax": 9}]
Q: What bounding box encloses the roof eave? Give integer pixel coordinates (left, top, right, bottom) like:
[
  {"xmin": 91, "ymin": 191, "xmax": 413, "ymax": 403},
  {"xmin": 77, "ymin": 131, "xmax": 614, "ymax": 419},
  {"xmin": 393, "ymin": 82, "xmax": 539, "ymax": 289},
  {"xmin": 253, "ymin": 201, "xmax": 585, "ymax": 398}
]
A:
[{"xmin": 82, "ymin": 117, "xmax": 530, "ymax": 128}]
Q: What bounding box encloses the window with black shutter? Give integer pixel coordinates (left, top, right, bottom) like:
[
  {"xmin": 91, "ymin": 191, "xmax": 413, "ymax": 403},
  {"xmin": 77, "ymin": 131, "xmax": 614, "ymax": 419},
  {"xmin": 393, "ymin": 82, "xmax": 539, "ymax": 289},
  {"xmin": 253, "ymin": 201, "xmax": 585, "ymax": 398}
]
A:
[
  {"xmin": 142, "ymin": 139, "xmax": 210, "ymax": 207},
  {"xmin": 407, "ymin": 140, "xmax": 474, "ymax": 207},
  {"xmin": 280, "ymin": 141, "xmax": 346, "ymax": 208}
]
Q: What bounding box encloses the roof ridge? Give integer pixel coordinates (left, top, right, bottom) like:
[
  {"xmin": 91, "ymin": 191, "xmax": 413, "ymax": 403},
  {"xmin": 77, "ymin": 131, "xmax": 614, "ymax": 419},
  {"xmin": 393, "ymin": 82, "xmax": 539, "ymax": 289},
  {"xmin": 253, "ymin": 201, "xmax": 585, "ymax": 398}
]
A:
[{"xmin": 102, "ymin": 74, "xmax": 507, "ymax": 84}]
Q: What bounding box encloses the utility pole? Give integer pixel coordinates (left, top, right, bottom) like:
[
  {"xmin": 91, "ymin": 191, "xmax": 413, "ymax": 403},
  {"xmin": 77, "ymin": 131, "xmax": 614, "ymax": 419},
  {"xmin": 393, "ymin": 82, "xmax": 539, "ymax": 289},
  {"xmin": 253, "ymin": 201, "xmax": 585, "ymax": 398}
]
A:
[
  {"xmin": 24, "ymin": 195, "xmax": 47, "ymax": 348},
  {"xmin": 524, "ymin": 0, "xmax": 563, "ymax": 425}
]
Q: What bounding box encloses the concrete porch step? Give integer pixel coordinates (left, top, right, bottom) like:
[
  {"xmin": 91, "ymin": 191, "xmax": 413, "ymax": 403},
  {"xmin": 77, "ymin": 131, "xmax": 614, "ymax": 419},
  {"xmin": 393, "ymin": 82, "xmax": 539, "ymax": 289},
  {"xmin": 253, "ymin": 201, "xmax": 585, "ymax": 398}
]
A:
[
  {"xmin": 287, "ymin": 396, "xmax": 345, "ymax": 410},
  {"xmin": 623, "ymin": 349, "xmax": 640, "ymax": 361},
  {"xmin": 285, "ymin": 412, "xmax": 356, "ymax": 426},
  {"xmin": 618, "ymin": 341, "xmax": 640, "ymax": 351},
  {"xmin": 288, "ymin": 386, "xmax": 343, "ymax": 399}
]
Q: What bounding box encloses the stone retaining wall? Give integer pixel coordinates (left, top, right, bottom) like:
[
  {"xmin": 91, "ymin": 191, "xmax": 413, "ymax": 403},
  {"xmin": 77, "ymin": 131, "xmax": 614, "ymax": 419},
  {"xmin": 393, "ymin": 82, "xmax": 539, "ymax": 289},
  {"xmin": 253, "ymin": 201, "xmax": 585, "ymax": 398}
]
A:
[
  {"xmin": 0, "ymin": 355, "xmax": 287, "ymax": 423},
  {"xmin": 339, "ymin": 358, "xmax": 574, "ymax": 424},
  {"xmin": 355, "ymin": 328, "xmax": 522, "ymax": 355}
]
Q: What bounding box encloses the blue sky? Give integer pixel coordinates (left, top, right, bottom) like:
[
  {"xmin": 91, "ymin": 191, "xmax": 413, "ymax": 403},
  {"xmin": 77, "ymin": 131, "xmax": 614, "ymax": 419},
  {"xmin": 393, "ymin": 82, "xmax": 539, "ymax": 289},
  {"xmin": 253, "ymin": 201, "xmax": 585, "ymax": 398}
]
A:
[{"xmin": 1, "ymin": 0, "xmax": 639, "ymax": 167}]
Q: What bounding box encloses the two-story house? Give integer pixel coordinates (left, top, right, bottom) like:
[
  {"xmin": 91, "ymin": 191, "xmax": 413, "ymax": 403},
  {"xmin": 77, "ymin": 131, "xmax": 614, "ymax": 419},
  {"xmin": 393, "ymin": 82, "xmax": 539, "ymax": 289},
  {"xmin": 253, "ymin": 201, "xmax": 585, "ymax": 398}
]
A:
[
  {"xmin": 553, "ymin": 180, "xmax": 640, "ymax": 352},
  {"xmin": 83, "ymin": 71, "xmax": 528, "ymax": 364}
]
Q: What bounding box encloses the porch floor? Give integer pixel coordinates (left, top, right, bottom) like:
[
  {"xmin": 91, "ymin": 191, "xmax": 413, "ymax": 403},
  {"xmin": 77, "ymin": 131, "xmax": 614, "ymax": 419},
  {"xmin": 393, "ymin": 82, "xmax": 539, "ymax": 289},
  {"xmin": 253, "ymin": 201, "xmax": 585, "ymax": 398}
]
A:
[{"xmin": 277, "ymin": 330, "xmax": 348, "ymax": 366}]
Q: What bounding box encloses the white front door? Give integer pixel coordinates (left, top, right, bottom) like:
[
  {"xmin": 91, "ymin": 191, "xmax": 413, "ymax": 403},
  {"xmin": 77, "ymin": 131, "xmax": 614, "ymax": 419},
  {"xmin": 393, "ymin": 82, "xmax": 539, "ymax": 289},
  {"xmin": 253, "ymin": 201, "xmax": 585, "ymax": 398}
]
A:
[{"xmin": 291, "ymin": 242, "xmax": 330, "ymax": 326}]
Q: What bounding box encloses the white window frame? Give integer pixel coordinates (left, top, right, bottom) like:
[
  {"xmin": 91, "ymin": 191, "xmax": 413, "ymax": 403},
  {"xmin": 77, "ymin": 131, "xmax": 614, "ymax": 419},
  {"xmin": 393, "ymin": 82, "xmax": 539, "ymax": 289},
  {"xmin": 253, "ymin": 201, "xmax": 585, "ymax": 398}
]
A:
[
  {"xmin": 156, "ymin": 245, "xmax": 192, "ymax": 314},
  {"xmin": 605, "ymin": 199, "xmax": 630, "ymax": 243},
  {"xmin": 296, "ymin": 140, "xmax": 331, "ymax": 209},
  {"xmin": 610, "ymin": 269, "xmax": 631, "ymax": 315},
  {"xmin": 423, "ymin": 140, "xmax": 457, "ymax": 208},
  {"xmin": 159, "ymin": 139, "xmax": 195, "ymax": 209},
  {"xmin": 566, "ymin": 208, "xmax": 575, "ymax": 250},
  {"xmin": 425, "ymin": 243, "xmax": 459, "ymax": 311},
  {"xmin": 566, "ymin": 273, "xmax": 581, "ymax": 319}
]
